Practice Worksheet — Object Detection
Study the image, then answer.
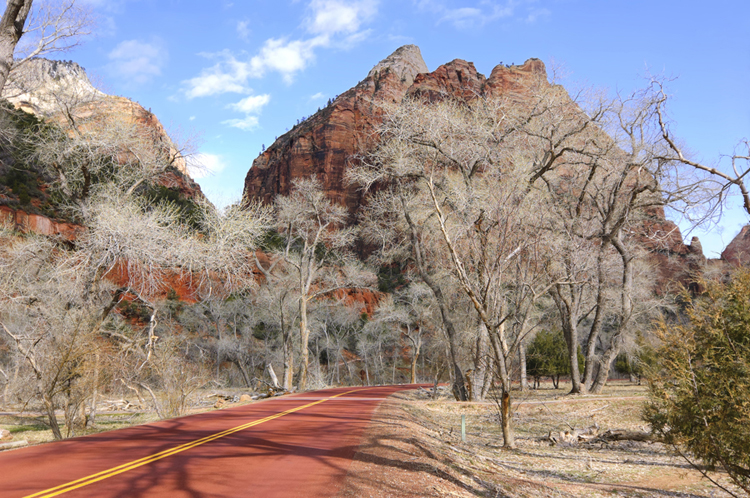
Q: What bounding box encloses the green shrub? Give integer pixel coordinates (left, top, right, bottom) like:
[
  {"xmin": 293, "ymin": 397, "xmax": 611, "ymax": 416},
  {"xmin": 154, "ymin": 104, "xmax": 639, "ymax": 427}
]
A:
[
  {"xmin": 644, "ymin": 270, "xmax": 750, "ymax": 494},
  {"xmin": 527, "ymin": 329, "xmax": 579, "ymax": 389}
]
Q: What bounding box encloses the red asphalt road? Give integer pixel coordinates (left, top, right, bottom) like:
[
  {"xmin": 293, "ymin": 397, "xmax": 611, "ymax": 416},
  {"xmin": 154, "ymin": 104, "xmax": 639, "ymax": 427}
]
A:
[{"xmin": 0, "ymin": 385, "xmax": 422, "ymax": 498}]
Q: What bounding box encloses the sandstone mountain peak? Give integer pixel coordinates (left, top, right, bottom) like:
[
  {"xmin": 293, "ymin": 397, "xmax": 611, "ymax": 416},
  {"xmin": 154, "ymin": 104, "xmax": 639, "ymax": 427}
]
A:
[
  {"xmin": 0, "ymin": 57, "xmax": 196, "ymax": 183},
  {"xmin": 2, "ymin": 58, "xmax": 104, "ymax": 116},
  {"xmin": 366, "ymin": 44, "xmax": 428, "ymax": 88}
]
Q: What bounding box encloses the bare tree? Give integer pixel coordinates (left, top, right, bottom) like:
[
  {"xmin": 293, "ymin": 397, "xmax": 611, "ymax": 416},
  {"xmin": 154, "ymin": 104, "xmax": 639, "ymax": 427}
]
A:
[
  {"xmin": 651, "ymin": 80, "xmax": 749, "ymax": 222},
  {"xmin": 0, "ymin": 0, "xmax": 93, "ymax": 93},
  {"xmin": 254, "ymin": 177, "xmax": 374, "ymax": 390},
  {"xmin": 353, "ymin": 164, "xmax": 484, "ymax": 400},
  {"xmin": 368, "ymin": 283, "xmax": 439, "ymax": 384},
  {"xmin": 530, "ymin": 83, "xmax": 706, "ymax": 393},
  {"xmin": 351, "ymin": 97, "xmax": 558, "ymax": 447}
]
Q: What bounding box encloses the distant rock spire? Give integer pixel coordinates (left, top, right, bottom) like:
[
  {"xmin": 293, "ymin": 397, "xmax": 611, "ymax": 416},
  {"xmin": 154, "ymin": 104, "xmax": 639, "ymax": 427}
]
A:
[{"xmin": 366, "ymin": 45, "xmax": 428, "ymax": 88}]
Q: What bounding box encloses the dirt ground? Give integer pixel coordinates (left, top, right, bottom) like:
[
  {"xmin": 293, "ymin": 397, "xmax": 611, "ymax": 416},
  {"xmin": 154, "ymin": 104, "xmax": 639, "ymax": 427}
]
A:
[{"xmin": 339, "ymin": 381, "xmax": 741, "ymax": 497}]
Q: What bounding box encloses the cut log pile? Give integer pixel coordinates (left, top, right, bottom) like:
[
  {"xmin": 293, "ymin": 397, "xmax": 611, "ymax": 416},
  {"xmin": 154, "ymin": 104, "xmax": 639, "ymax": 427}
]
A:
[
  {"xmin": 547, "ymin": 427, "xmax": 659, "ymax": 446},
  {"xmin": 101, "ymin": 399, "xmax": 141, "ymax": 411}
]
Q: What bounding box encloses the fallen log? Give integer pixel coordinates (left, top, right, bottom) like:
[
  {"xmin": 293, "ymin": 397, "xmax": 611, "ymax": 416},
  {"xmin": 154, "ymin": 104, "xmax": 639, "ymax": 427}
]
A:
[
  {"xmin": 0, "ymin": 440, "xmax": 28, "ymax": 451},
  {"xmin": 596, "ymin": 429, "xmax": 658, "ymax": 443}
]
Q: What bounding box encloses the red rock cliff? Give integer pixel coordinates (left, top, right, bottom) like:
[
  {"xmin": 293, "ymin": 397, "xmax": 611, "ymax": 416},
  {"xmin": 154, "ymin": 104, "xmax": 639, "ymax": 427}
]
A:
[{"xmin": 242, "ymin": 45, "xmax": 701, "ymax": 286}]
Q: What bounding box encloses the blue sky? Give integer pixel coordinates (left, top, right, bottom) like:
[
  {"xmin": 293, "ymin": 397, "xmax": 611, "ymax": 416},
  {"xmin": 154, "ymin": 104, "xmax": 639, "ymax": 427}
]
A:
[{"xmin": 66, "ymin": 0, "xmax": 749, "ymax": 257}]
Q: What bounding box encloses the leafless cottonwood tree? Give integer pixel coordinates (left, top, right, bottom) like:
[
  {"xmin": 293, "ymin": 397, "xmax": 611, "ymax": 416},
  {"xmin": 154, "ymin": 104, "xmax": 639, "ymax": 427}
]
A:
[
  {"xmin": 650, "ymin": 80, "xmax": 750, "ymax": 224},
  {"xmin": 354, "ymin": 182, "xmax": 472, "ymax": 400},
  {"xmin": 0, "ymin": 0, "xmax": 93, "ymax": 92},
  {"xmin": 365, "ymin": 282, "xmax": 439, "ymax": 385},
  {"xmin": 254, "ymin": 177, "xmax": 374, "ymax": 391},
  {"xmin": 528, "ymin": 83, "xmax": 710, "ymax": 393},
  {"xmin": 312, "ymin": 303, "xmax": 364, "ymax": 386},
  {"xmin": 351, "ymin": 75, "xmax": 712, "ymax": 444},
  {"xmin": 351, "ymin": 97, "xmax": 561, "ymax": 447}
]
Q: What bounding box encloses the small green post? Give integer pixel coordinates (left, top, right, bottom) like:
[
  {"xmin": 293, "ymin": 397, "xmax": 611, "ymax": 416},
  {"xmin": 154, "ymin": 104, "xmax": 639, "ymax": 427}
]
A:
[{"xmin": 461, "ymin": 414, "xmax": 466, "ymax": 442}]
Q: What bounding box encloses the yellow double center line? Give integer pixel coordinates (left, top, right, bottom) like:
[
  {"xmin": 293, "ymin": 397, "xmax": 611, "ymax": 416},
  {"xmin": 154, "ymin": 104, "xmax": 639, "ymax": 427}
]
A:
[{"xmin": 25, "ymin": 389, "xmax": 361, "ymax": 498}]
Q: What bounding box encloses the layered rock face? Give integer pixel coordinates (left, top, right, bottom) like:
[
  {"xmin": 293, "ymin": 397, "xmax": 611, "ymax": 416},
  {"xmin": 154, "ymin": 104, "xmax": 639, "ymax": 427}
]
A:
[
  {"xmin": 4, "ymin": 58, "xmax": 193, "ymax": 181},
  {"xmin": 242, "ymin": 46, "xmax": 550, "ymax": 218},
  {"xmin": 243, "ymin": 45, "xmax": 428, "ymax": 216},
  {"xmin": 721, "ymin": 225, "xmax": 750, "ymax": 266},
  {"xmin": 3, "ymin": 58, "xmax": 104, "ymax": 115}
]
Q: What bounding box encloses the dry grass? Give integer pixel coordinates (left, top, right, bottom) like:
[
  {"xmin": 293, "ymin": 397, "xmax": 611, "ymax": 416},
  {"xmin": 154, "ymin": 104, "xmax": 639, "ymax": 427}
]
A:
[
  {"xmin": 341, "ymin": 381, "xmax": 742, "ymax": 497},
  {"xmin": 0, "ymin": 412, "xmax": 161, "ymax": 445},
  {"xmin": 0, "ymin": 386, "xmax": 256, "ymax": 448}
]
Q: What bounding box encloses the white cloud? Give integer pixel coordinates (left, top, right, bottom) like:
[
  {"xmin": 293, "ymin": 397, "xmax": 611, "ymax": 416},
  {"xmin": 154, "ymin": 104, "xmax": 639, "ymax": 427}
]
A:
[
  {"xmin": 182, "ymin": 37, "xmax": 324, "ymax": 98},
  {"xmin": 418, "ymin": 0, "xmax": 544, "ymax": 29},
  {"xmin": 236, "ymin": 20, "xmax": 250, "ymax": 41},
  {"xmin": 182, "ymin": 0, "xmax": 379, "ymax": 98},
  {"xmin": 228, "ymin": 94, "xmax": 271, "ymax": 114},
  {"xmin": 222, "ymin": 116, "xmax": 261, "ymax": 131},
  {"xmin": 183, "ymin": 52, "xmax": 252, "ymax": 99},
  {"xmin": 310, "ymin": 92, "xmax": 325, "ymax": 100},
  {"xmin": 307, "ymin": 0, "xmax": 378, "ymax": 36},
  {"xmin": 189, "ymin": 116, "xmax": 196, "ymax": 121},
  {"xmin": 106, "ymin": 39, "xmax": 167, "ymax": 84},
  {"xmin": 526, "ymin": 7, "xmax": 551, "ymax": 23},
  {"xmin": 187, "ymin": 153, "xmax": 227, "ymax": 179},
  {"xmin": 249, "ymin": 37, "xmax": 326, "ymax": 83}
]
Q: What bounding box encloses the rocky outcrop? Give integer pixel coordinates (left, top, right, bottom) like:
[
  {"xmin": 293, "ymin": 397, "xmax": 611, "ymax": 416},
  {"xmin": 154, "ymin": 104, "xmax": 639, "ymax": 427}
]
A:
[
  {"xmin": 722, "ymin": 225, "xmax": 750, "ymax": 266},
  {"xmin": 2, "ymin": 58, "xmax": 196, "ymax": 184},
  {"xmin": 0, "ymin": 205, "xmax": 80, "ymax": 240},
  {"xmin": 3, "ymin": 58, "xmax": 103, "ymax": 115},
  {"xmin": 243, "ymin": 45, "xmax": 428, "ymax": 217},
  {"xmin": 0, "ymin": 58, "xmax": 203, "ymax": 237},
  {"xmin": 242, "ymin": 50, "xmax": 553, "ymax": 217}
]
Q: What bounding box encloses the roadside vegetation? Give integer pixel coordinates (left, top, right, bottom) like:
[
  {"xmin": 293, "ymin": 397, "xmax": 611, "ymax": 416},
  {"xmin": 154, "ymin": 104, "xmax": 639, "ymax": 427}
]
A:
[{"xmin": 341, "ymin": 382, "xmax": 742, "ymax": 497}]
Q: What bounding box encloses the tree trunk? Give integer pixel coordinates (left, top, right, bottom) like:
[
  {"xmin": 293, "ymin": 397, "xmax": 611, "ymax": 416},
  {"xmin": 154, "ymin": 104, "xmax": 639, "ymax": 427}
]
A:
[
  {"xmin": 500, "ymin": 387, "xmax": 513, "ymax": 449},
  {"xmin": 43, "ymin": 392, "xmax": 63, "ymax": 440},
  {"xmin": 583, "ymin": 245, "xmax": 608, "ymax": 389},
  {"xmin": 481, "ymin": 354, "xmax": 494, "ymax": 399},
  {"xmin": 401, "ymin": 195, "xmax": 467, "ymax": 401},
  {"xmin": 0, "ymin": 0, "xmax": 32, "ymax": 93},
  {"xmin": 472, "ymin": 322, "xmax": 490, "ymax": 401},
  {"xmin": 298, "ymin": 297, "xmax": 310, "ymax": 391},
  {"xmin": 234, "ymin": 360, "xmax": 251, "ymax": 387},
  {"xmin": 565, "ymin": 314, "xmax": 584, "ymax": 394},
  {"xmin": 551, "ymin": 288, "xmax": 584, "ymax": 394},
  {"xmin": 88, "ymin": 351, "xmax": 100, "ymax": 427},
  {"xmin": 486, "ymin": 322, "xmax": 515, "ymax": 448},
  {"xmin": 0, "ymin": 367, "xmax": 9, "ymax": 408},
  {"xmin": 591, "ymin": 234, "xmax": 634, "ymax": 394},
  {"xmin": 590, "ymin": 344, "xmax": 619, "ymax": 393},
  {"xmin": 266, "ymin": 364, "xmax": 279, "ymax": 389},
  {"xmin": 409, "ymin": 336, "xmax": 421, "ymax": 384},
  {"xmin": 282, "ymin": 327, "xmax": 294, "ymax": 391},
  {"xmin": 428, "ymin": 282, "xmax": 467, "ymax": 400},
  {"xmin": 519, "ymin": 340, "xmax": 528, "ymax": 392},
  {"xmin": 410, "ymin": 347, "xmax": 419, "ymax": 384}
]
